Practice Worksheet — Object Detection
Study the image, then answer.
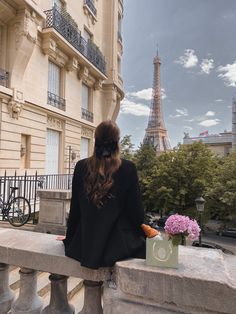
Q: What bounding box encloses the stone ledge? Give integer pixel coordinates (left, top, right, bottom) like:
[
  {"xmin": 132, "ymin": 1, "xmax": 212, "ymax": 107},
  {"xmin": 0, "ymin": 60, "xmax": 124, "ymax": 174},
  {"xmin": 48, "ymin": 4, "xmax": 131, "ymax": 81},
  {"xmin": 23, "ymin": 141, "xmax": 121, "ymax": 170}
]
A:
[
  {"xmin": 37, "ymin": 189, "xmax": 72, "ymax": 200},
  {"xmin": 115, "ymin": 246, "xmax": 236, "ymax": 314},
  {"xmin": 0, "ymin": 228, "xmax": 111, "ymax": 282}
]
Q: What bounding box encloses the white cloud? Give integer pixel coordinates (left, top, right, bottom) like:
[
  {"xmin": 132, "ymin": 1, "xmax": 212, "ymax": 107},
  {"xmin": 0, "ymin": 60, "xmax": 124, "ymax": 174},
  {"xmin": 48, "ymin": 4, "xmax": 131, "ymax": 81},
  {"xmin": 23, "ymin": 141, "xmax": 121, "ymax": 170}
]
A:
[
  {"xmin": 120, "ymin": 99, "xmax": 150, "ymax": 116},
  {"xmin": 169, "ymin": 108, "xmax": 188, "ymax": 118},
  {"xmin": 215, "ymin": 99, "xmax": 223, "ymax": 102},
  {"xmin": 218, "ymin": 61, "xmax": 236, "ymax": 86},
  {"xmin": 199, "ymin": 119, "xmax": 220, "ymax": 127},
  {"xmin": 205, "ymin": 111, "xmax": 215, "ymax": 116},
  {"xmin": 200, "ymin": 58, "xmax": 214, "ymax": 74},
  {"xmin": 175, "ymin": 49, "xmax": 198, "ymax": 68},
  {"xmin": 161, "ymin": 88, "xmax": 167, "ymax": 99},
  {"xmin": 184, "ymin": 118, "xmax": 194, "ymax": 122},
  {"xmin": 176, "ymin": 108, "xmax": 188, "ymax": 116},
  {"xmin": 127, "ymin": 87, "xmax": 166, "ymax": 100}
]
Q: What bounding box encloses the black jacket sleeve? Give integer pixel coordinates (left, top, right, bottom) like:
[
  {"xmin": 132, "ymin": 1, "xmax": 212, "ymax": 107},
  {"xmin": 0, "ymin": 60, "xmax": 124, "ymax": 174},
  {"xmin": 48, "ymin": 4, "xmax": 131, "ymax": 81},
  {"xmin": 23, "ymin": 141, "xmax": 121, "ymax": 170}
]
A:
[
  {"xmin": 63, "ymin": 161, "xmax": 81, "ymax": 246},
  {"xmin": 125, "ymin": 162, "xmax": 145, "ymax": 230}
]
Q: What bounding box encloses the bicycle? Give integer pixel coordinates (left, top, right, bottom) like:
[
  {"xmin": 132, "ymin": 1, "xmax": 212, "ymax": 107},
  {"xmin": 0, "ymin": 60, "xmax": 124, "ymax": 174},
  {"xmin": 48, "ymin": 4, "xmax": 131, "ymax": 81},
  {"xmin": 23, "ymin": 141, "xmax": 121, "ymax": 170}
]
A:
[{"xmin": 0, "ymin": 187, "xmax": 31, "ymax": 227}]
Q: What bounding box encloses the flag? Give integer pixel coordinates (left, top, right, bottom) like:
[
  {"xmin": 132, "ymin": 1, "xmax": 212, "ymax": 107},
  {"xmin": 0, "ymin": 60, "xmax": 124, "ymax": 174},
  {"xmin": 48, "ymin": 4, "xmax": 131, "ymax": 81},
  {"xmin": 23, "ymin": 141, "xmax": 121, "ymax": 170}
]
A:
[{"xmin": 199, "ymin": 130, "xmax": 209, "ymax": 137}]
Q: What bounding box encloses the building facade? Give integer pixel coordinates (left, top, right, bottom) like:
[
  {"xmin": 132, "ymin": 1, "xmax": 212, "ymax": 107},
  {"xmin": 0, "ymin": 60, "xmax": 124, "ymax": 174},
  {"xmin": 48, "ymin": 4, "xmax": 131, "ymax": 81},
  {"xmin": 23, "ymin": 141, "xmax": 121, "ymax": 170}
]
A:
[
  {"xmin": 183, "ymin": 131, "xmax": 232, "ymax": 156},
  {"xmin": 0, "ymin": 0, "xmax": 124, "ymax": 175}
]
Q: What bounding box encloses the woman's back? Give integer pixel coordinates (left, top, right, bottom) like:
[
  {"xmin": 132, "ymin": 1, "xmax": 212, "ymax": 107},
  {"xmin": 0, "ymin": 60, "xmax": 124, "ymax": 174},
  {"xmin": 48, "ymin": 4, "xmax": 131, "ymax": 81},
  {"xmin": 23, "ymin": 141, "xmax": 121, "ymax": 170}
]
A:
[{"xmin": 63, "ymin": 158, "xmax": 146, "ymax": 269}]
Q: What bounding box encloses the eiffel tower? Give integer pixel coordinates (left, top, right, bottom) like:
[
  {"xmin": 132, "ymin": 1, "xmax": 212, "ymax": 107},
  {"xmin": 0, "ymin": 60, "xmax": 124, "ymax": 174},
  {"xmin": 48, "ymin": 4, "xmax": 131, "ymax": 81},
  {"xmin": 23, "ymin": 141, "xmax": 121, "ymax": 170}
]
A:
[{"xmin": 144, "ymin": 49, "xmax": 171, "ymax": 153}]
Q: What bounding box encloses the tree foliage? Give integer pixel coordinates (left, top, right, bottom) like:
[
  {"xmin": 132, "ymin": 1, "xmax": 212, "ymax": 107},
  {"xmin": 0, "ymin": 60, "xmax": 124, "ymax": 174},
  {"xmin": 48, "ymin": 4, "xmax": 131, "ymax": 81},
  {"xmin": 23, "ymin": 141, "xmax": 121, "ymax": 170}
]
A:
[
  {"xmin": 206, "ymin": 151, "xmax": 236, "ymax": 221},
  {"xmin": 120, "ymin": 135, "xmax": 135, "ymax": 160},
  {"xmin": 134, "ymin": 142, "xmax": 219, "ymax": 219}
]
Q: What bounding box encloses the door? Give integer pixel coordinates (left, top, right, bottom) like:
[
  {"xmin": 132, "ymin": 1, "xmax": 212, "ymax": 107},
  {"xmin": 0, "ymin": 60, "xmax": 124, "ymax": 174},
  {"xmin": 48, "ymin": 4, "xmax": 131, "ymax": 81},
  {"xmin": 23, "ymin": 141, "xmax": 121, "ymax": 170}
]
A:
[{"xmin": 45, "ymin": 129, "xmax": 60, "ymax": 174}]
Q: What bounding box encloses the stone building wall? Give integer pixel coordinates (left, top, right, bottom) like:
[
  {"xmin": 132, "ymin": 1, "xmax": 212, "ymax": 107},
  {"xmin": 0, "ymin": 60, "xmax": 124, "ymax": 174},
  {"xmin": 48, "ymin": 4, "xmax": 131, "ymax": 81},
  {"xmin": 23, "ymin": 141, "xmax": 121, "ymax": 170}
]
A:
[{"xmin": 0, "ymin": 0, "xmax": 124, "ymax": 175}]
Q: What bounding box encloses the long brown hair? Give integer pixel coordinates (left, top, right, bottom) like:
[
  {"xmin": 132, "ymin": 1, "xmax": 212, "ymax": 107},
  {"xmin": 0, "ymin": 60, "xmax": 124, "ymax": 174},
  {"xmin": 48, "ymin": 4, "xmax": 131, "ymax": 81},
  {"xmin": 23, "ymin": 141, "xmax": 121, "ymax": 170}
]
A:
[{"xmin": 84, "ymin": 120, "xmax": 121, "ymax": 207}]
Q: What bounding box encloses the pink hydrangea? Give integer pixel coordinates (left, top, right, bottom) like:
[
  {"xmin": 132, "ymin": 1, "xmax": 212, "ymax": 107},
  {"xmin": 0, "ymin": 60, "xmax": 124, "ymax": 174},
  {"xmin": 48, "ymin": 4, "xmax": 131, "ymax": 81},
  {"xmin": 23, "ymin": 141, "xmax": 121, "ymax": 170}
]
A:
[
  {"xmin": 187, "ymin": 219, "xmax": 201, "ymax": 240},
  {"xmin": 164, "ymin": 214, "xmax": 190, "ymax": 235},
  {"xmin": 164, "ymin": 214, "xmax": 201, "ymax": 241}
]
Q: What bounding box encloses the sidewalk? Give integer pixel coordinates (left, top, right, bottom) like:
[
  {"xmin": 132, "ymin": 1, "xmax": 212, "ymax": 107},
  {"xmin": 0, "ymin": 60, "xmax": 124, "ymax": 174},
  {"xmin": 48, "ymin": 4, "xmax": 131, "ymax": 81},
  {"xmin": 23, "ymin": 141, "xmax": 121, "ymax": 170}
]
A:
[{"xmin": 202, "ymin": 232, "xmax": 236, "ymax": 255}]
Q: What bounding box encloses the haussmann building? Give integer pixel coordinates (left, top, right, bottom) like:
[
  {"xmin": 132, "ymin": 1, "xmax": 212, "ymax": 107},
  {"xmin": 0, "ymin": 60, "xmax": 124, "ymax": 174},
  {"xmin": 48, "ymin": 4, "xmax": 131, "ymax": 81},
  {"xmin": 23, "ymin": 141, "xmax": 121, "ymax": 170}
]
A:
[{"xmin": 0, "ymin": 0, "xmax": 124, "ymax": 176}]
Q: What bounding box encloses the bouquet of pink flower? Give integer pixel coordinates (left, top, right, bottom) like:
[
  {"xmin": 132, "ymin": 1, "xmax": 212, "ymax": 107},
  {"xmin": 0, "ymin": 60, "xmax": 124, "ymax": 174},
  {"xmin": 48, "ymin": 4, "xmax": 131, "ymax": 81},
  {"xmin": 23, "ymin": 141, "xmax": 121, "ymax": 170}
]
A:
[{"xmin": 164, "ymin": 214, "xmax": 201, "ymax": 246}]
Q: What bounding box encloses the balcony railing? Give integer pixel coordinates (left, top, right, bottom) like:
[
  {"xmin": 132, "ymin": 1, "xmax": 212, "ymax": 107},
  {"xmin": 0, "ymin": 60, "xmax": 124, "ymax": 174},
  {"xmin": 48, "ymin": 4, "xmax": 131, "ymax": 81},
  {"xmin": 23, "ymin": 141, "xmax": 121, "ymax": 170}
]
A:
[
  {"xmin": 44, "ymin": 6, "xmax": 106, "ymax": 75},
  {"xmin": 47, "ymin": 91, "xmax": 66, "ymax": 111},
  {"xmin": 84, "ymin": 0, "xmax": 97, "ymax": 16},
  {"xmin": 0, "ymin": 68, "xmax": 9, "ymax": 87},
  {"xmin": 82, "ymin": 107, "xmax": 94, "ymax": 122}
]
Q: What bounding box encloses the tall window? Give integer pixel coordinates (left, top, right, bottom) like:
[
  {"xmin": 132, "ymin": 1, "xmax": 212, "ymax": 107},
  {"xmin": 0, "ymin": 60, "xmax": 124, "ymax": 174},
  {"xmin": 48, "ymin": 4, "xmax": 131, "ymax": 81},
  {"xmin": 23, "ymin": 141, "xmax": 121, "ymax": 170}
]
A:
[
  {"xmin": 48, "ymin": 61, "xmax": 60, "ymax": 96},
  {"xmin": 84, "ymin": 29, "xmax": 92, "ymax": 43},
  {"xmin": 47, "ymin": 61, "xmax": 65, "ymax": 110},
  {"xmin": 80, "ymin": 138, "xmax": 90, "ymax": 159},
  {"xmin": 52, "ymin": 0, "xmax": 63, "ymax": 10},
  {"xmin": 82, "ymin": 83, "xmax": 89, "ymax": 110},
  {"xmin": 117, "ymin": 56, "xmax": 121, "ymax": 75},
  {"xmin": 82, "ymin": 83, "xmax": 93, "ymax": 122},
  {"xmin": 45, "ymin": 129, "xmax": 60, "ymax": 174}
]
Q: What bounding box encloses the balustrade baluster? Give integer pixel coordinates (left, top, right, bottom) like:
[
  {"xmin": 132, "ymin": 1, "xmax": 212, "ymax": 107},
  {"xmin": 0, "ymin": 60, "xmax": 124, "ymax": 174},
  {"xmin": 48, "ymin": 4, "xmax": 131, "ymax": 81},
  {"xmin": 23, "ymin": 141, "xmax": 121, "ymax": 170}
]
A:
[
  {"xmin": 0, "ymin": 263, "xmax": 14, "ymax": 314},
  {"xmin": 42, "ymin": 274, "xmax": 74, "ymax": 314},
  {"xmin": 11, "ymin": 268, "xmax": 43, "ymax": 314},
  {"xmin": 79, "ymin": 280, "xmax": 103, "ymax": 314}
]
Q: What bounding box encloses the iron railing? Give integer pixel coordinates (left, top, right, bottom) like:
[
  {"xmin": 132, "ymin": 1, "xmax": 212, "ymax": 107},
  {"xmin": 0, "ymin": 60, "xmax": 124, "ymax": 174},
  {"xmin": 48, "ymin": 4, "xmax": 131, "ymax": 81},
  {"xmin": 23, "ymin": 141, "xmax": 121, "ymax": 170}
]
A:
[
  {"xmin": 0, "ymin": 68, "xmax": 9, "ymax": 87},
  {"xmin": 82, "ymin": 108, "xmax": 94, "ymax": 122},
  {"xmin": 47, "ymin": 91, "xmax": 66, "ymax": 110},
  {"xmin": 44, "ymin": 6, "xmax": 106, "ymax": 74},
  {"xmin": 0, "ymin": 171, "xmax": 73, "ymax": 224},
  {"xmin": 84, "ymin": 0, "xmax": 97, "ymax": 16}
]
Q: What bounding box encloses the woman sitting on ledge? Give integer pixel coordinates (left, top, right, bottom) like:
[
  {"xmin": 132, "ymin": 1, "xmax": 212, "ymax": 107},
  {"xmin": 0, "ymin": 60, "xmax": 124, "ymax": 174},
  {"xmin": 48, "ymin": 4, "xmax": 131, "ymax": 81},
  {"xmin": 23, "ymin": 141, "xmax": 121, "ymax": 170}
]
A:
[{"xmin": 61, "ymin": 120, "xmax": 146, "ymax": 269}]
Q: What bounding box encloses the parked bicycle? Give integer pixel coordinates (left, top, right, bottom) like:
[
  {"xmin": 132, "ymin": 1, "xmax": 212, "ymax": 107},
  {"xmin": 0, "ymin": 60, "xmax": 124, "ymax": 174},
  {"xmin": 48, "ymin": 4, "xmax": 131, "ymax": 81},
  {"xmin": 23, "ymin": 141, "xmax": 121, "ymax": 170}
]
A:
[{"xmin": 0, "ymin": 187, "xmax": 31, "ymax": 227}]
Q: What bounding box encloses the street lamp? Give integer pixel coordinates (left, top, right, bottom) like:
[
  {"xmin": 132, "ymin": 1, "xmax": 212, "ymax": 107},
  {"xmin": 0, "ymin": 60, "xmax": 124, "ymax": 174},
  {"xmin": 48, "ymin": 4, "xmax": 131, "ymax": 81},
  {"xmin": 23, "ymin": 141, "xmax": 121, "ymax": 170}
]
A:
[{"xmin": 195, "ymin": 196, "xmax": 206, "ymax": 247}]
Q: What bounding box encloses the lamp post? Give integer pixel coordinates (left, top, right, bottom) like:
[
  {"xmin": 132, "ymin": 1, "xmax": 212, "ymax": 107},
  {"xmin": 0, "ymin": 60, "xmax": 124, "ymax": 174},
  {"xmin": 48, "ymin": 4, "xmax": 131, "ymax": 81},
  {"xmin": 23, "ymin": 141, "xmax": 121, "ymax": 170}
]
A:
[{"xmin": 195, "ymin": 196, "xmax": 205, "ymax": 247}]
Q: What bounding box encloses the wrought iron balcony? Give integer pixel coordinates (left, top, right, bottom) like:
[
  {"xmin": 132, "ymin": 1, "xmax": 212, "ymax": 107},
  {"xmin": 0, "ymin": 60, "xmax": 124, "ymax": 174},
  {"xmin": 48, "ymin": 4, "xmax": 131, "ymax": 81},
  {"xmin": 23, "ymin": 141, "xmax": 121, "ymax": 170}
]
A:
[
  {"xmin": 0, "ymin": 68, "xmax": 9, "ymax": 87},
  {"xmin": 82, "ymin": 108, "xmax": 94, "ymax": 122},
  {"xmin": 44, "ymin": 7, "xmax": 106, "ymax": 75},
  {"xmin": 84, "ymin": 0, "xmax": 97, "ymax": 16},
  {"xmin": 47, "ymin": 91, "xmax": 66, "ymax": 111},
  {"xmin": 118, "ymin": 31, "xmax": 122, "ymax": 42}
]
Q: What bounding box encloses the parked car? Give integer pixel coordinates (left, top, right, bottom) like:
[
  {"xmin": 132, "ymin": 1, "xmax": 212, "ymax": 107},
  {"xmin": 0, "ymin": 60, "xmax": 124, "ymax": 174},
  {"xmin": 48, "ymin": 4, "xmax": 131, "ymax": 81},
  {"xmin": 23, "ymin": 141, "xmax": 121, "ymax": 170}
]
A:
[{"xmin": 216, "ymin": 228, "xmax": 236, "ymax": 238}]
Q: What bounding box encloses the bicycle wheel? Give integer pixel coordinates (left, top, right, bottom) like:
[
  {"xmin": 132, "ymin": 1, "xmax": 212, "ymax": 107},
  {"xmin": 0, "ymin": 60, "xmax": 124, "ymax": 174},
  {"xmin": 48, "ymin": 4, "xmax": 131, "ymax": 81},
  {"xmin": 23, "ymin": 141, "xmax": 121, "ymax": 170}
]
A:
[{"xmin": 7, "ymin": 196, "xmax": 31, "ymax": 227}]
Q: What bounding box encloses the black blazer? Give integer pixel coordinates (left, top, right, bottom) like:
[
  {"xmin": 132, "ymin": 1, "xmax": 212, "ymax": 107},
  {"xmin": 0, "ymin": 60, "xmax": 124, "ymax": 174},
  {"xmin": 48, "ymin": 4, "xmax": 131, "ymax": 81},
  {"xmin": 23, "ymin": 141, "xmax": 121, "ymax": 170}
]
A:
[{"xmin": 63, "ymin": 158, "xmax": 146, "ymax": 269}]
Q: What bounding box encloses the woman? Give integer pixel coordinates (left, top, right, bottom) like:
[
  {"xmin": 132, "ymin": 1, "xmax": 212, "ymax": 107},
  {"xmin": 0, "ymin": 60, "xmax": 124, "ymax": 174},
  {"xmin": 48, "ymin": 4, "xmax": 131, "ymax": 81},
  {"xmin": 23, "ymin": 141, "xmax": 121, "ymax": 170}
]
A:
[{"xmin": 62, "ymin": 120, "xmax": 146, "ymax": 269}]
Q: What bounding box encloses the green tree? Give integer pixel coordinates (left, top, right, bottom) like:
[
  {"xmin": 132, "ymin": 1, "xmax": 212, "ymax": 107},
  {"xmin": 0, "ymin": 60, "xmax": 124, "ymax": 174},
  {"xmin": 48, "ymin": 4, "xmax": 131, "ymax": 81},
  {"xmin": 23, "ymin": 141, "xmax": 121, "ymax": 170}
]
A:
[
  {"xmin": 136, "ymin": 142, "xmax": 218, "ymax": 218},
  {"xmin": 133, "ymin": 143, "xmax": 158, "ymax": 211},
  {"xmin": 207, "ymin": 151, "xmax": 236, "ymax": 223},
  {"xmin": 120, "ymin": 135, "xmax": 135, "ymax": 160}
]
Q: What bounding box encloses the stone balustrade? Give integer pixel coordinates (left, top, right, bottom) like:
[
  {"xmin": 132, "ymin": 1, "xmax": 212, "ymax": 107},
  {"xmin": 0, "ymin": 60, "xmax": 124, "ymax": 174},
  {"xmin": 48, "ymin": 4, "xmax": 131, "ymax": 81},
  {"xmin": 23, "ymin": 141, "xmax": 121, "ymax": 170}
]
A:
[{"xmin": 0, "ymin": 227, "xmax": 235, "ymax": 314}]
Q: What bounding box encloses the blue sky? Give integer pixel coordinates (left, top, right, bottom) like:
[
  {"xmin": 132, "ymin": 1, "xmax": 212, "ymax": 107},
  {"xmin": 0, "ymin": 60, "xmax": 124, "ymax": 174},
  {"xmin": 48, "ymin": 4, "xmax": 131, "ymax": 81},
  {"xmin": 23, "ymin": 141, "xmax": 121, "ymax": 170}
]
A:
[{"xmin": 117, "ymin": 0, "xmax": 236, "ymax": 148}]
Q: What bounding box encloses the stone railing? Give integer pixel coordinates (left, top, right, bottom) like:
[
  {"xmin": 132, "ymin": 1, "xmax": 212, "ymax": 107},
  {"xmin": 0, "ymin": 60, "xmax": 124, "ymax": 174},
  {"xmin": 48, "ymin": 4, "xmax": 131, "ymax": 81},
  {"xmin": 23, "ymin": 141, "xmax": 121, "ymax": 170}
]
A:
[
  {"xmin": 0, "ymin": 228, "xmax": 111, "ymax": 313},
  {"xmin": 0, "ymin": 228, "xmax": 236, "ymax": 313}
]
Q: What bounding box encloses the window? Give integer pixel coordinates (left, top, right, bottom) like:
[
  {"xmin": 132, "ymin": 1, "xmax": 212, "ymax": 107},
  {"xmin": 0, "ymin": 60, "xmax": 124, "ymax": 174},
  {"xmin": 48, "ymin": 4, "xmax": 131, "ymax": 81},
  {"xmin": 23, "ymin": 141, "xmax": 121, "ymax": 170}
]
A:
[
  {"xmin": 82, "ymin": 83, "xmax": 93, "ymax": 122},
  {"xmin": 117, "ymin": 56, "xmax": 121, "ymax": 74},
  {"xmin": 52, "ymin": 0, "xmax": 63, "ymax": 10},
  {"xmin": 80, "ymin": 138, "xmax": 90, "ymax": 159},
  {"xmin": 84, "ymin": 28, "xmax": 92, "ymax": 42},
  {"xmin": 118, "ymin": 13, "xmax": 122, "ymax": 41},
  {"xmin": 20, "ymin": 135, "xmax": 31, "ymax": 169},
  {"xmin": 82, "ymin": 83, "xmax": 89, "ymax": 110},
  {"xmin": 47, "ymin": 61, "xmax": 65, "ymax": 110},
  {"xmin": 45, "ymin": 129, "xmax": 60, "ymax": 174},
  {"xmin": 48, "ymin": 61, "xmax": 60, "ymax": 96}
]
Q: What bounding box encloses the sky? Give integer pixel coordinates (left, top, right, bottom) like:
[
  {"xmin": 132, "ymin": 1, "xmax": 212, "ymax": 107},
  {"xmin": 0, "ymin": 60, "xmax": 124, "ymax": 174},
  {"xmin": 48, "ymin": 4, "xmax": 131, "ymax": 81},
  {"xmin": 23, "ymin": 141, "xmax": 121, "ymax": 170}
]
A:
[{"xmin": 116, "ymin": 0, "xmax": 236, "ymax": 148}]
